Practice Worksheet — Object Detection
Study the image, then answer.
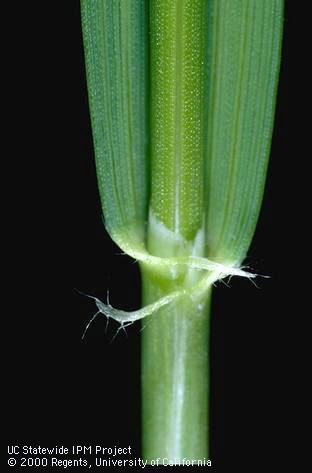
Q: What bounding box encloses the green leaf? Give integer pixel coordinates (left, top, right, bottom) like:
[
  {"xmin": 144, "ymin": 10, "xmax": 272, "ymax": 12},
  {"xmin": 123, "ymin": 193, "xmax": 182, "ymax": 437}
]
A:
[
  {"xmin": 81, "ymin": 0, "xmax": 148, "ymax": 244},
  {"xmin": 205, "ymin": 0, "xmax": 284, "ymax": 265}
]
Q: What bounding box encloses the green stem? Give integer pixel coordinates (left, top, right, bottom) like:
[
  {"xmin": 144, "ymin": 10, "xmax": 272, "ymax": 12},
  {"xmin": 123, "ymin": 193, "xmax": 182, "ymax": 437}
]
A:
[
  {"xmin": 141, "ymin": 0, "xmax": 210, "ymax": 462},
  {"xmin": 148, "ymin": 0, "xmax": 207, "ymax": 240},
  {"xmin": 141, "ymin": 267, "xmax": 212, "ymax": 462}
]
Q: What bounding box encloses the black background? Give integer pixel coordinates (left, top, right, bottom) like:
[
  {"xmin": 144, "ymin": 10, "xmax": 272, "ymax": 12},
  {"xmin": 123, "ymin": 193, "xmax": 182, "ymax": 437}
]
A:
[{"xmin": 4, "ymin": 0, "xmax": 297, "ymax": 469}]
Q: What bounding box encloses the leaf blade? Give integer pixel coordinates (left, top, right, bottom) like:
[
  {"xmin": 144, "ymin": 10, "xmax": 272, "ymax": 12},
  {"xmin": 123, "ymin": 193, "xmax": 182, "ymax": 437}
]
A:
[
  {"xmin": 81, "ymin": 0, "xmax": 148, "ymax": 242},
  {"xmin": 205, "ymin": 0, "xmax": 284, "ymax": 265}
]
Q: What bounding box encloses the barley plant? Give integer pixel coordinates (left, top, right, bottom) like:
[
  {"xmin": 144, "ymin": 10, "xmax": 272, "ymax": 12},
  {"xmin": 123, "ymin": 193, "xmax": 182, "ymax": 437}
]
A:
[{"xmin": 80, "ymin": 0, "xmax": 283, "ymax": 463}]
